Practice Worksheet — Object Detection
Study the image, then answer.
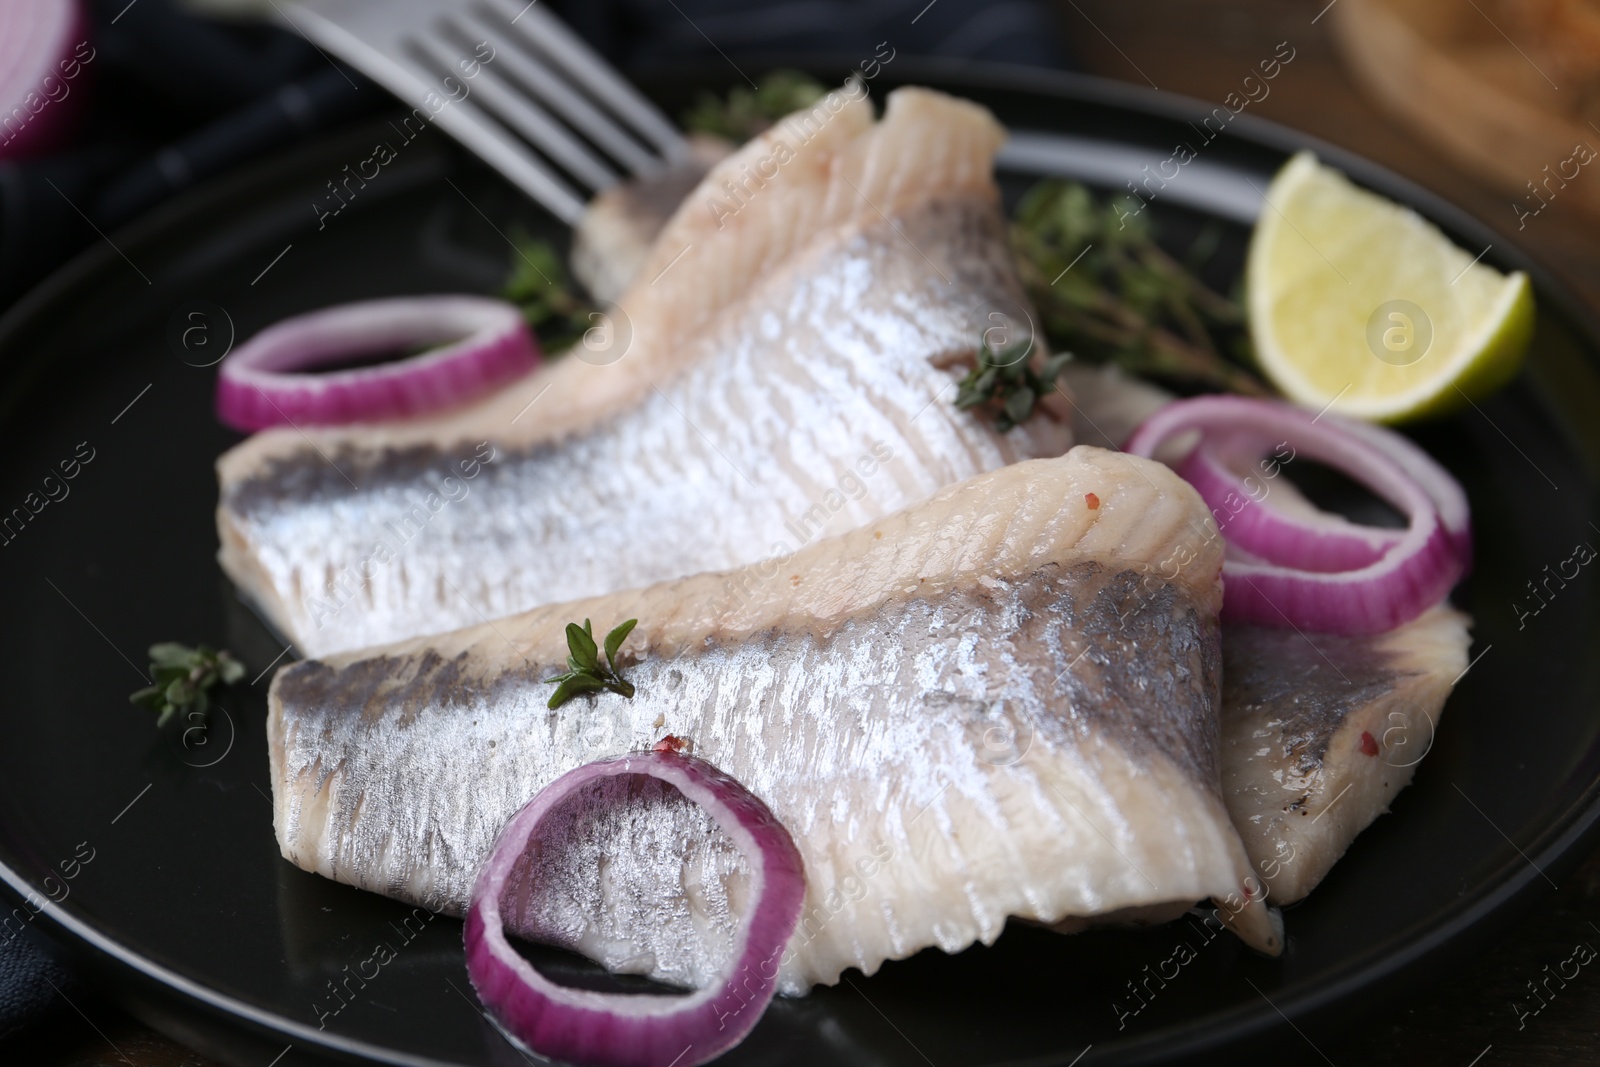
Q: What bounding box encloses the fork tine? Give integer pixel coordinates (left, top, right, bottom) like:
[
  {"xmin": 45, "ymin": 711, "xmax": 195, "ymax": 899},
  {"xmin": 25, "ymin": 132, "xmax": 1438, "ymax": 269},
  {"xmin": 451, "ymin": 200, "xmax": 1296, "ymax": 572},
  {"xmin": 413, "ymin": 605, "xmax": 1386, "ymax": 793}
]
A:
[
  {"xmin": 474, "ymin": 0, "xmax": 688, "ymax": 160},
  {"xmin": 454, "ymin": 11, "xmax": 661, "ymax": 176},
  {"xmin": 411, "ymin": 97, "xmax": 588, "ymax": 225},
  {"xmin": 412, "ymin": 29, "xmax": 620, "ymax": 193},
  {"xmin": 282, "ymin": 0, "xmax": 678, "ymax": 224}
]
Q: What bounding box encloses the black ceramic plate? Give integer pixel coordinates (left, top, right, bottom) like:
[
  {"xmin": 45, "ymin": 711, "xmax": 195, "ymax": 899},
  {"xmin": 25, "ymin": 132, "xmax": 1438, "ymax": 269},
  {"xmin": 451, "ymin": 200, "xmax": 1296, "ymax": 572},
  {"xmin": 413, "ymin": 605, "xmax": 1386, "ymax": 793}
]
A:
[{"xmin": 3, "ymin": 61, "xmax": 1599, "ymax": 1067}]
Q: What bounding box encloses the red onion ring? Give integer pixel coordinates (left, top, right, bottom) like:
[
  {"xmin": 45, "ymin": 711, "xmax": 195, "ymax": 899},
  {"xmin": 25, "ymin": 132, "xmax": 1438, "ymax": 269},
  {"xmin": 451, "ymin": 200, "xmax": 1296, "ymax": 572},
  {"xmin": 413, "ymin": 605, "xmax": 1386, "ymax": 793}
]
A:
[
  {"xmin": 215, "ymin": 296, "xmax": 538, "ymax": 431},
  {"xmin": 1341, "ymin": 417, "xmax": 1473, "ymax": 566},
  {"xmin": 0, "ymin": 0, "xmax": 85, "ymax": 161},
  {"xmin": 1175, "ymin": 417, "xmax": 1472, "ymax": 573},
  {"xmin": 1181, "ymin": 441, "xmax": 1399, "ymax": 572},
  {"xmin": 465, "ymin": 752, "xmax": 805, "ymax": 1067},
  {"xmin": 1125, "ymin": 395, "xmax": 1469, "ymax": 635}
]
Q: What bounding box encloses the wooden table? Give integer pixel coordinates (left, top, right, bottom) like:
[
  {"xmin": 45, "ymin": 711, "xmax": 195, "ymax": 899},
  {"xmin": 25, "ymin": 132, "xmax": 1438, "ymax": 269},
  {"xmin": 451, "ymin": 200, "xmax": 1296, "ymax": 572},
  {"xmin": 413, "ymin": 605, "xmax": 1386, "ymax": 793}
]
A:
[
  {"xmin": 9, "ymin": 1, "xmax": 1600, "ymax": 1063},
  {"xmin": 1063, "ymin": 0, "xmax": 1600, "ymax": 319}
]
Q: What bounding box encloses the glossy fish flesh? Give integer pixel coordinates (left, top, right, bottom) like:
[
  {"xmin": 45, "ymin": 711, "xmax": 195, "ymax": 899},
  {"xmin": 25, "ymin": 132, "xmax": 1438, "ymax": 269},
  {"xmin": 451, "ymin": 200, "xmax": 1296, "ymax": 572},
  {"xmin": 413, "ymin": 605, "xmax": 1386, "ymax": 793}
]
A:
[
  {"xmin": 218, "ymin": 87, "xmax": 1070, "ymax": 657},
  {"xmin": 1220, "ymin": 602, "xmax": 1470, "ymax": 903},
  {"xmin": 269, "ymin": 447, "xmax": 1281, "ymax": 996}
]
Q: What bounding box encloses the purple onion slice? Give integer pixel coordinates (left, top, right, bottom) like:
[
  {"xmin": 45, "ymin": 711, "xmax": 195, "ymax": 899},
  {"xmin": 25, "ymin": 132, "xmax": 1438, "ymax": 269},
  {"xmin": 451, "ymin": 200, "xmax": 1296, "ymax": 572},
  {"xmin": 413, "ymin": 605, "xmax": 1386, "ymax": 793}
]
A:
[
  {"xmin": 1125, "ymin": 395, "xmax": 1470, "ymax": 635},
  {"xmin": 465, "ymin": 752, "xmax": 805, "ymax": 1067},
  {"xmin": 0, "ymin": 0, "xmax": 86, "ymax": 162},
  {"xmin": 216, "ymin": 295, "xmax": 537, "ymax": 431}
]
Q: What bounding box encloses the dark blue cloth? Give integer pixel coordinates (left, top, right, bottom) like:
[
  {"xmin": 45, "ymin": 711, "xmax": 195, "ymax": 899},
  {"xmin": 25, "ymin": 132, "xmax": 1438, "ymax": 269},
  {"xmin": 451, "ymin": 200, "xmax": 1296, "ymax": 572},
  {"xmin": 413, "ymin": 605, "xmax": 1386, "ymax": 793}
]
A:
[
  {"xmin": 0, "ymin": 923, "xmax": 74, "ymax": 1039},
  {"xmin": 0, "ymin": 0, "xmax": 1067, "ymax": 1048}
]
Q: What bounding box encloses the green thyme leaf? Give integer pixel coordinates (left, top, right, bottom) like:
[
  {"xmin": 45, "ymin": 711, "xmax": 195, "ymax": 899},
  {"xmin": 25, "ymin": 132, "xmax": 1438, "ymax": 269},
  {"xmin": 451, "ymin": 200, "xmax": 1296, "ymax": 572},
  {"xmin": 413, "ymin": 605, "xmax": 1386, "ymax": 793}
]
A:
[
  {"xmin": 148, "ymin": 643, "xmax": 192, "ymax": 667},
  {"xmin": 1004, "ymin": 386, "xmax": 1035, "ymax": 429},
  {"xmin": 547, "ymin": 618, "xmax": 641, "ymax": 709},
  {"xmin": 129, "ymin": 643, "xmax": 247, "ymax": 728},
  {"xmin": 217, "ymin": 654, "xmax": 246, "ymax": 685},
  {"xmin": 549, "ymin": 674, "xmax": 608, "ymax": 708},
  {"xmin": 603, "ymin": 619, "xmax": 638, "ymax": 672},
  {"xmin": 499, "ymin": 227, "xmax": 597, "ymax": 351},
  {"xmin": 566, "ymin": 621, "xmax": 599, "ymax": 672},
  {"xmin": 681, "ymin": 70, "xmax": 827, "ymax": 141},
  {"xmin": 954, "ymin": 336, "xmax": 1070, "ymax": 433}
]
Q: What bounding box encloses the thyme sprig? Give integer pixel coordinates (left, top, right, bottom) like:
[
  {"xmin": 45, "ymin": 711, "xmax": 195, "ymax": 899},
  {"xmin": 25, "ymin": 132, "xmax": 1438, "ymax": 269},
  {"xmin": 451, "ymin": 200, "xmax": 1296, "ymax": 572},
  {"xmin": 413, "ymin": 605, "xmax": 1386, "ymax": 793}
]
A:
[
  {"xmin": 955, "ymin": 338, "xmax": 1074, "ymax": 432},
  {"xmin": 681, "ymin": 70, "xmax": 827, "ymax": 141},
  {"xmin": 1009, "ymin": 180, "xmax": 1269, "ymax": 397},
  {"xmin": 545, "ymin": 619, "xmax": 639, "ymax": 709},
  {"xmin": 500, "ymin": 227, "xmax": 597, "ymax": 351},
  {"xmin": 129, "ymin": 643, "xmax": 246, "ymax": 728}
]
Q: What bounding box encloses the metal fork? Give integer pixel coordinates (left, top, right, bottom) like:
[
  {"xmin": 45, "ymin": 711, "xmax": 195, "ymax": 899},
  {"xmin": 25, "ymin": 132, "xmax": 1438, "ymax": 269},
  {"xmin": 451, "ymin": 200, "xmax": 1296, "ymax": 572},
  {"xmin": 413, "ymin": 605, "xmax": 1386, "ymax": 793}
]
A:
[{"xmin": 280, "ymin": 0, "xmax": 690, "ymax": 225}]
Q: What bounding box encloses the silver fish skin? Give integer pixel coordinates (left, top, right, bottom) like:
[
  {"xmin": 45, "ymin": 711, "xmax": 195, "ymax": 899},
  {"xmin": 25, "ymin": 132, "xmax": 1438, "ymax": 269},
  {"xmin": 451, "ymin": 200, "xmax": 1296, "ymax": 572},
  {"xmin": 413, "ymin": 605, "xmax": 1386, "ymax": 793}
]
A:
[
  {"xmin": 1220, "ymin": 603, "xmax": 1470, "ymax": 903},
  {"xmin": 269, "ymin": 447, "xmax": 1281, "ymax": 998},
  {"xmin": 217, "ymin": 87, "xmax": 1070, "ymax": 658}
]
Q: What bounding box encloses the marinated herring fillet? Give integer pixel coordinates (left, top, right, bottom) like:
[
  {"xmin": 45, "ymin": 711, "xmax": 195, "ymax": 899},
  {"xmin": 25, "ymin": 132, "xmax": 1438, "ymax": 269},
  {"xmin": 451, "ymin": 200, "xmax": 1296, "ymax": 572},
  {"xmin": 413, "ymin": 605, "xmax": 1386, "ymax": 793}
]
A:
[
  {"xmin": 269, "ymin": 448, "xmax": 1281, "ymax": 998},
  {"xmin": 218, "ymin": 87, "xmax": 1070, "ymax": 657},
  {"xmin": 1221, "ymin": 603, "xmax": 1470, "ymax": 903}
]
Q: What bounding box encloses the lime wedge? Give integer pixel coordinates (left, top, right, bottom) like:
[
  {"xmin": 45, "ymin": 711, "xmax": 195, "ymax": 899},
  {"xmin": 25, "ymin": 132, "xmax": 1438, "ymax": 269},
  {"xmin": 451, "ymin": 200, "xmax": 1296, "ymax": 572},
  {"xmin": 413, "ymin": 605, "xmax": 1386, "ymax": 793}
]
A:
[{"xmin": 1246, "ymin": 151, "xmax": 1534, "ymax": 422}]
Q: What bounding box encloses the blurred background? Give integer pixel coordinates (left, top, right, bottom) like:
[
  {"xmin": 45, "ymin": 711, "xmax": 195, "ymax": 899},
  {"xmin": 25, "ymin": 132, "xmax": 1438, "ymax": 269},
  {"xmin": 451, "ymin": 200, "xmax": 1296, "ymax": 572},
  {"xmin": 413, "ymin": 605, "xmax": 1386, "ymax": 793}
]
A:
[
  {"xmin": 1066, "ymin": 0, "xmax": 1600, "ymax": 314},
  {"xmin": 2, "ymin": 0, "xmax": 1598, "ymax": 1063}
]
